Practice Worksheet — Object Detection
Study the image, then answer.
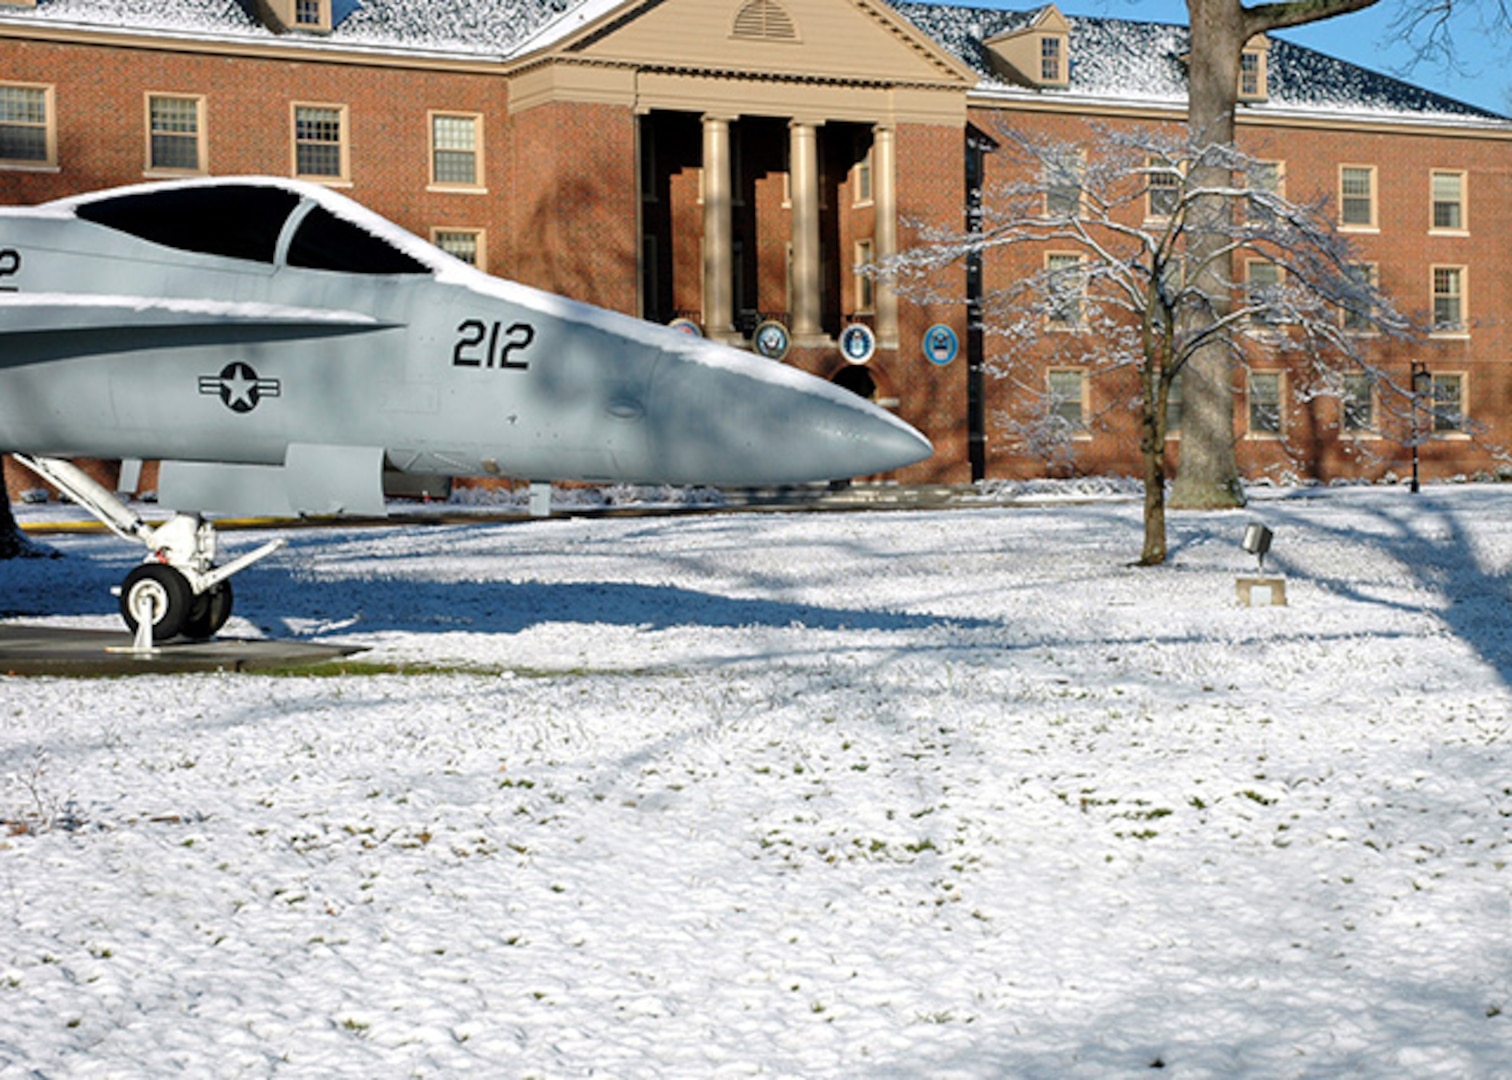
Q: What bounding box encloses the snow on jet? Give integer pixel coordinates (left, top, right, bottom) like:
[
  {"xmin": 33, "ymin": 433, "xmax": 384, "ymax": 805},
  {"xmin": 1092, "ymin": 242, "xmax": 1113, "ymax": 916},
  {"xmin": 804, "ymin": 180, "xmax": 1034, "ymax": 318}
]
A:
[{"xmin": 0, "ymin": 177, "xmax": 931, "ymax": 645}]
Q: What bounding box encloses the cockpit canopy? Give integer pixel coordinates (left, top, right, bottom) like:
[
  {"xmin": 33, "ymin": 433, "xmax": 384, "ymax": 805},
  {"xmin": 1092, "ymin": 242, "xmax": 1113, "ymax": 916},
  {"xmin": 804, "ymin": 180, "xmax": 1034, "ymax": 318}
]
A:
[{"xmin": 65, "ymin": 181, "xmax": 434, "ymax": 276}]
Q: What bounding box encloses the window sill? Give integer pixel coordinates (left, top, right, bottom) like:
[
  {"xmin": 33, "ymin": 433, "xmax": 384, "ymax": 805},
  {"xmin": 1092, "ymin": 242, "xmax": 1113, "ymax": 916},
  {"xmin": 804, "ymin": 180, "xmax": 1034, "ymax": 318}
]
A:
[
  {"xmin": 427, "ymin": 184, "xmax": 488, "ymax": 196},
  {"xmin": 1338, "ymin": 225, "xmax": 1379, "ymax": 234},
  {"xmin": 1428, "ymin": 229, "xmax": 1469, "ymax": 238},
  {"xmin": 1428, "ymin": 330, "xmax": 1470, "ymax": 341},
  {"xmin": 0, "ymin": 163, "xmax": 60, "ymax": 173},
  {"xmin": 293, "ymin": 176, "xmax": 353, "ymax": 188}
]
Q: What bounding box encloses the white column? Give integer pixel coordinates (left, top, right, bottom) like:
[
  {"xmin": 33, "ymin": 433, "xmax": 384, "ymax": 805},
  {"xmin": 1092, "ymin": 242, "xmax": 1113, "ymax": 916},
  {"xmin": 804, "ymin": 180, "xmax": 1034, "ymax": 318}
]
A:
[
  {"xmin": 789, "ymin": 119, "xmax": 823, "ymax": 343},
  {"xmin": 702, "ymin": 114, "xmax": 735, "ymax": 339},
  {"xmin": 873, "ymin": 124, "xmax": 899, "ymax": 348}
]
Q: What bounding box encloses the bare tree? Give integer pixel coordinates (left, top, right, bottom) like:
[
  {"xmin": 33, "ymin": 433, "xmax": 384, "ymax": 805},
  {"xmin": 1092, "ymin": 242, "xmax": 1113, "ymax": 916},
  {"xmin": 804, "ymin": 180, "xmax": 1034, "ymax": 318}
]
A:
[{"xmin": 884, "ymin": 123, "xmax": 1414, "ymax": 564}]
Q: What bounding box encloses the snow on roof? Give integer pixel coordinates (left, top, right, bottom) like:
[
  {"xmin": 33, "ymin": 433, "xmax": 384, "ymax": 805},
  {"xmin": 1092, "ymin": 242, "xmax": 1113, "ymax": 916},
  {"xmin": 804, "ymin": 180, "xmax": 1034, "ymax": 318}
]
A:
[
  {"xmin": 13, "ymin": 0, "xmax": 573, "ymax": 55},
  {"xmin": 5, "ymin": 0, "xmax": 1506, "ymax": 123},
  {"xmin": 893, "ymin": 3, "xmax": 1508, "ymax": 123}
]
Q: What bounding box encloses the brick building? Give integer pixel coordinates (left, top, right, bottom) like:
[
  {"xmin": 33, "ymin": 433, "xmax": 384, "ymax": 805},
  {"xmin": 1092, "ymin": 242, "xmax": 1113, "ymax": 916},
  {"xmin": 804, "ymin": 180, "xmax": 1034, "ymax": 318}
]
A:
[{"xmin": 3, "ymin": 0, "xmax": 1509, "ymax": 488}]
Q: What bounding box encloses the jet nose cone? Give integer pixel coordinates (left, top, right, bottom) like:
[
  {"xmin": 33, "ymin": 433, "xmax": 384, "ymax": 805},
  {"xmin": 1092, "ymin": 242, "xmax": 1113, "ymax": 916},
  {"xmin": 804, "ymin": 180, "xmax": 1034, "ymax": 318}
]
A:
[{"xmin": 645, "ymin": 341, "xmax": 933, "ymax": 485}]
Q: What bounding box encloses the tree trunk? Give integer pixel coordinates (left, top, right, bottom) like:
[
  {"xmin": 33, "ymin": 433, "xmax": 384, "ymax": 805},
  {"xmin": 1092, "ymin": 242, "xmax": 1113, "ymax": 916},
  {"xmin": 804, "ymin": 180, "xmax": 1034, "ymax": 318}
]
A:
[
  {"xmin": 1171, "ymin": 0, "xmax": 1247, "ymax": 510},
  {"xmin": 0, "ymin": 455, "xmax": 28, "ymax": 559},
  {"xmin": 1140, "ymin": 398, "xmax": 1169, "ymax": 565}
]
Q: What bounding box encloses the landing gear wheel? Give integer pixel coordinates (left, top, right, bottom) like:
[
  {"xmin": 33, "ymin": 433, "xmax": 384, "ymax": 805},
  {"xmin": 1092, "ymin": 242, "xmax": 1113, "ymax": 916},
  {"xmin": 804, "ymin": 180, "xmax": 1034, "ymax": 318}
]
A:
[
  {"xmin": 120, "ymin": 564, "xmax": 194, "ymax": 642},
  {"xmin": 182, "ymin": 580, "xmax": 234, "ymax": 641}
]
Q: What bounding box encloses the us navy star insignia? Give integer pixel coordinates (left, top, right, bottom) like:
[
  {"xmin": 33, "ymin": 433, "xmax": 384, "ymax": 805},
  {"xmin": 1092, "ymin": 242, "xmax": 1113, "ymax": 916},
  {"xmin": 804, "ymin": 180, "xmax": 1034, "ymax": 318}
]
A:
[{"xmin": 199, "ymin": 362, "xmax": 281, "ymax": 413}]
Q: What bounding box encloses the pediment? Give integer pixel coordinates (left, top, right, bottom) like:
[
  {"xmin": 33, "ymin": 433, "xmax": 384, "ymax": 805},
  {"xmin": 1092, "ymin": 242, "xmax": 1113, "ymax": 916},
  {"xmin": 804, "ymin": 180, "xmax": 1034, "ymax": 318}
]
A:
[{"xmin": 521, "ymin": 0, "xmax": 975, "ymax": 89}]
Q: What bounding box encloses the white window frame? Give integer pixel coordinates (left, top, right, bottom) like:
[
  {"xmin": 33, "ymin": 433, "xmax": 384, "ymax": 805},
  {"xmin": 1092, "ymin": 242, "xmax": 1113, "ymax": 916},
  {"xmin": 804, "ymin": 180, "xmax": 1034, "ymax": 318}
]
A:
[
  {"xmin": 144, "ymin": 92, "xmax": 207, "ymax": 176},
  {"xmin": 431, "ymin": 227, "xmax": 486, "ymax": 268},
  {"xmin": 0, "ymin": 82, "xmax": 56, "ymax": 170},
  {"xmin": 1339, "ymin": 164, "xmax": 1377, "ymax": 231},
  {"xmin": 1045, "ymin": 251, "xmax": 1084, "ymax": 330},
  {"xmin": 853, "ymin": 238, "xmax": 875, "ymax": 315},
  {"xmin": 1047, "ymin": 368, "xmax": 1089, "ymax": 436},
  {"xmin": 1429, "ymin": 372, "xmax": 1468, "ymax": 436},
  {"xmin": 428, "ymin": 111, "xmax": 484, "ymax": 192},
  {"xmin": 1429, "ymin": 169, "xmax": 1466, "ymax": 234},
  {"xmin": 291, "ymin": 101, "xmax": 350, "ymax": 184},
  {"xmin": 1430, "ymin": 265, "xmax": 1467, "ymax": 336},
  {"xmin": 1247, "ymin": 371, "xmax": 1285, "ymax": 438}
]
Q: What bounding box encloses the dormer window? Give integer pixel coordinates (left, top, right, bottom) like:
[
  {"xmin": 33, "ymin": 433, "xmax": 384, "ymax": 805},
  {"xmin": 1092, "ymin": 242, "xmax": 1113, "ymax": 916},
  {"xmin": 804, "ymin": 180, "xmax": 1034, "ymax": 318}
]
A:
[
  {"xmin": 254, "ymin": 0, "xmax": 331, "ymax": 34},
  {"xmin": 294, "ymin": 0, "xmax": 323, "ymax": 28},
  {"xmin": 1239, "ymin": 37, "xmax": 1269, "ymax": 101},
  {"xmin": 984, "ymin": 5, "xmax": 1071, "ymax": 89},
  {"xmin": 1040, "ymin": 35, "xmax": 1064, "ymax": 84}
]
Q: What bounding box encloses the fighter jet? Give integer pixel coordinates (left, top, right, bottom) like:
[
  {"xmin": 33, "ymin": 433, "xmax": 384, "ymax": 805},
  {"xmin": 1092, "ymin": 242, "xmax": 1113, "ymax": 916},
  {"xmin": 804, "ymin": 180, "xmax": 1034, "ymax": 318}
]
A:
[{"xmin": 0, "ymin": 176, "xmax": 931, "ymax": 644}]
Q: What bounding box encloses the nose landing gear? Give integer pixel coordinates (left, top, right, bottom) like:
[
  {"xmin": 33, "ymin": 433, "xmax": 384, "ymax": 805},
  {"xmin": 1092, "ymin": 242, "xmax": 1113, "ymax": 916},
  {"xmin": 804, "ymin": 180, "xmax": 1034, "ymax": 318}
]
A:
[{"xmin": 16, "ymin": 455, "xmax": 284, "ymax": 652}]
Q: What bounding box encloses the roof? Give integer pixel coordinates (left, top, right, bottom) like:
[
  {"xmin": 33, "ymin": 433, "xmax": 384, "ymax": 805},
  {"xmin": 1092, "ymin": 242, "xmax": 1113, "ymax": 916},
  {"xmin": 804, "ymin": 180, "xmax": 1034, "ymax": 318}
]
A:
[
  {"xmin": 892, "ymin": 3, "xmax": 1507, "ymax": 123},
  {"xmin": 6, "ymin": 0, "xmax": 1507, "ymax": 123}
]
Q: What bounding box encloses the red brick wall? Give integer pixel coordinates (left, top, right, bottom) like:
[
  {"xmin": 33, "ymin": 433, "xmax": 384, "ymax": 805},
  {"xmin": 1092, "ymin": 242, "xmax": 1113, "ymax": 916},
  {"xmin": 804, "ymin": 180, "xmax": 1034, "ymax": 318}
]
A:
[{"xmin": 504, "ymin": 100, "xmax": 639, "ymax": 312}]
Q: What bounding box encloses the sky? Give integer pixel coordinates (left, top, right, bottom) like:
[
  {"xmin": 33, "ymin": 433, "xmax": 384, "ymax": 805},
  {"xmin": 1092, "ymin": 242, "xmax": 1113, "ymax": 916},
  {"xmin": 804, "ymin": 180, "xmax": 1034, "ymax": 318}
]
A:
[{"xmin": 1075, "ymin": 0, "xmax": 1509, "ymax": 115}]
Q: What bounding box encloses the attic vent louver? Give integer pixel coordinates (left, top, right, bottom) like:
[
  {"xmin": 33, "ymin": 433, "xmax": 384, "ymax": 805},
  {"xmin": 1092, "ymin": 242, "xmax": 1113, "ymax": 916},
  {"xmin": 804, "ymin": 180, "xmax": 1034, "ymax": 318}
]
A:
[{"xmin": 732, "ymin": 0, "xmax": 797, "ymax": 41}]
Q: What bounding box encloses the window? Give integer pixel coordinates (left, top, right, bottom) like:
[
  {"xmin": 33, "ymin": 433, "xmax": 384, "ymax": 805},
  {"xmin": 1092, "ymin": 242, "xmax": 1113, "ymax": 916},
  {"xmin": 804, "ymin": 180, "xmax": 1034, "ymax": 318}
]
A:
[
  {"xmin": 1245, "ymin": 260, "xmax": 1283, "ymax": 325},
  {"xmin": 1430, "ymin": 170, "xmax": 1465, "ymax": 232},
  {"xmin": 1248, "ymin": 372, "xmax": 1283, "ymax": 436},
  {"xmin": 1047, "ymin": 369, "xmax": 1086, "ymax": 431},
  {"xmin": 1040, "ymin": 35, "xmax": 1064, "ymax": 83},
  {"xmin": 1340, "ymin": 165, "xmax": 1376, "ymax": 229},
  {"xmin": 1046, "ymin": 252, "xmax": 1083, "ymax": 328},
  {"xmin": 853, "ymin": 141, "xmax": 872, "ymax": 205},
  {"xmin": 1044, "ymin": 149, "xmax": 1082, "ymax": 219},
  {"xmin": 853, "ymin": 239, "xmax": 875, "ymax": 314},
  {"xmin": 1247, "ymin": 160, "xmax": 1282, "ymax": 220},
  {"xmin": 433, "ymin": 228, "xmax": 485, "ymax": 267},
  {"xmin": 292, "ymin": 103, "xmax": 347, "ymax": 181},
  {"xmin": 0, "ymin": 83, "xmax": 54, "ymax": 168},
  {"xmin": 430, "ymin": 113, "xmax": 482, "ymax": 190},
  {"xmin": 292, "ymin": 0, "xmax": 330, "ymax": 30},
  {"xmin": 1342, "ymin": 374, "xmax": 1375, "ymax": 434},
  {"xmin": 1341, "ymin": 263, "xmax": 1378, "ymax": 333},
  {"xmin": 1147, "ymin": 158, "xmax": 1179, "ymax": 219},
  {"xmin": 1432, "ymin": 265, "xmax": 1465, "ymax": 333},
  {"xmin": 146, "ymin": 94, "xmax": 205, "ymax": 174},
  {"xmin": 1238, "ymin": 48, "xmax": 1270, "ymax": 99},
  {"xmin": 1430, "ymin": 373, "xmax": 1465, "ymax": 433}
]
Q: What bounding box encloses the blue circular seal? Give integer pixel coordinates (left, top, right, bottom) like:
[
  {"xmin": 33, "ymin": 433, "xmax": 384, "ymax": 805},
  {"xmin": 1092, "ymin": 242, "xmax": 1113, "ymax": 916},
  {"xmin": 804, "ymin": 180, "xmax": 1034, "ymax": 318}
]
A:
[
  {"xmin": 753, "ymin": 319, "xmax": 791, "ymax": 361},
  {"xmin": 669, "ymin": 318, "xmax": 703, "ymax": 337},
  {"xmin": 839, "ymin": 323, "xmax": 876, "ymax": 365},
  {"xmin": 923, "ymin": 323, "xmax": 959, "ymax": 366}
]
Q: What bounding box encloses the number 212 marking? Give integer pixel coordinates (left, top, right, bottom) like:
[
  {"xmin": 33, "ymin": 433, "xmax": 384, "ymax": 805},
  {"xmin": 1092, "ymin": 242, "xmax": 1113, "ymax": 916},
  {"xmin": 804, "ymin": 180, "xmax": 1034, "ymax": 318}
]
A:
[{"xmin": 453, "ymin": 319, "xmax": 534, "ymax": 369}]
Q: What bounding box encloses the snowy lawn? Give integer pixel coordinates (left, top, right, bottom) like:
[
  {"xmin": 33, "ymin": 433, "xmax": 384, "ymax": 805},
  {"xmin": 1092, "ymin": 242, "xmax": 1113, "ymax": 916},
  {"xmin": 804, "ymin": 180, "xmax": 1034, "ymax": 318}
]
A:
[{"xmin": 2, "ymin": 487, "xmax": 1509, "ymax": 1078}]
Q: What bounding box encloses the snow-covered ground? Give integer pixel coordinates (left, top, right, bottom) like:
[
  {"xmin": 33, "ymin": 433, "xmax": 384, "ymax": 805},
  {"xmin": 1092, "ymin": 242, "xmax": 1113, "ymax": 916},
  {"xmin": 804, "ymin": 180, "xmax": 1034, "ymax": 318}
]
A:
[{"xmin": 2, "ymin": 486, "xmax": 1509, "ymax": 1078}]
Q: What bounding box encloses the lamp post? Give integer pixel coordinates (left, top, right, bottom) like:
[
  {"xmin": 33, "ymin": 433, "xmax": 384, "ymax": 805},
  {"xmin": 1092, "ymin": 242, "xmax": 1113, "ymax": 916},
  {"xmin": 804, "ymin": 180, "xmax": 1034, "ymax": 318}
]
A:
[{"xmin": 1410, "ymin": 361, "xmax": 1431, "ymax": 494}]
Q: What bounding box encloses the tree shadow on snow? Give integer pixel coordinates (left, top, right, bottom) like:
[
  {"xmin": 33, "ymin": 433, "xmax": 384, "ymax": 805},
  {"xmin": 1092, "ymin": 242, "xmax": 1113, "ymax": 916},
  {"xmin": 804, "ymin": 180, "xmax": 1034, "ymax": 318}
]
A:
[
  {"xmin": 1246, "ymin": 488, "xmax": 1512, "ymax": 688},
  {"xmin": 246, "ymin": 575, "xmax": 999, "ymax": 638}
]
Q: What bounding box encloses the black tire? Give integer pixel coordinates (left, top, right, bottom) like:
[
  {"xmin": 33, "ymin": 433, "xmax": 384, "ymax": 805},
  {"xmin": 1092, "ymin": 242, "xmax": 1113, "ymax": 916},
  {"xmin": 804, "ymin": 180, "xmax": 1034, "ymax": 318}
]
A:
[
  {"xmin": 182, "ymin": 580, "xmax": 234, "ymax": 641},
  {"xmin": 119, "ymin": 563, "xmax": 194, "ymax": 642}
]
